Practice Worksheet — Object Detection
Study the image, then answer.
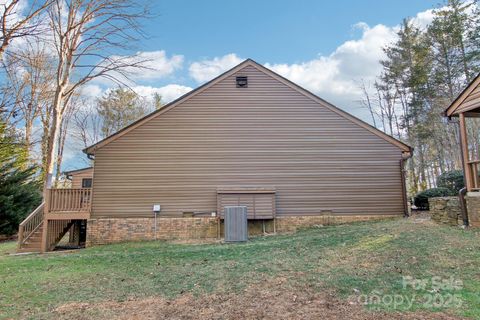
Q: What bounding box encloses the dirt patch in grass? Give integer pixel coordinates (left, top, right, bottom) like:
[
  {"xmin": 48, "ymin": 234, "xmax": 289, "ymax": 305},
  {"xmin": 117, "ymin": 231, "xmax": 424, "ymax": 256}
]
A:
[{"xmin": 53, "ymin": 281, "xmax": 464, "ymax": 320}]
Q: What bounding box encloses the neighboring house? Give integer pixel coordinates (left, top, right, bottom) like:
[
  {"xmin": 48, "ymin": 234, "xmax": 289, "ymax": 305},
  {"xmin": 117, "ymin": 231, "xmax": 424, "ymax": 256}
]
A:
[
  {"xmin": 65, "ymin": 167, "xmax": 94, "ymax": 188},
  {"xmin": 18, "ymin": 59, "xmax": 412, "ymax": 252}
]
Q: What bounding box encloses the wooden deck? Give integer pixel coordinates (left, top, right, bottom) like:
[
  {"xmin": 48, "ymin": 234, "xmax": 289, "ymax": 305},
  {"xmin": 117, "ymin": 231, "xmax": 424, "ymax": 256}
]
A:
[
  {"xmin": 45, "ymin": 188, "xmax": 92, "ymax": 218},
  {"xmin": 17, "ymin": 188, "xmax": 92, "ymax": 253}
]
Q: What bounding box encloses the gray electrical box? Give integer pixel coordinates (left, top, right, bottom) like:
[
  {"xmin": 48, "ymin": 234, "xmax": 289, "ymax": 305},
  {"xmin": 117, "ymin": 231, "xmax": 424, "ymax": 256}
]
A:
[{"xmin": 224, "ymin": 206, "xmax": 248, "ymax": 242}]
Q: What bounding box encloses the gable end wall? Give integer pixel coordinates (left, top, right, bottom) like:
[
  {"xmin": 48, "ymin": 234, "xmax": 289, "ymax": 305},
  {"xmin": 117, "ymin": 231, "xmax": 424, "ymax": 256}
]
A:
[{"xmin": 91, "ymin": 65, "xmax": 405, "ymax": 218}]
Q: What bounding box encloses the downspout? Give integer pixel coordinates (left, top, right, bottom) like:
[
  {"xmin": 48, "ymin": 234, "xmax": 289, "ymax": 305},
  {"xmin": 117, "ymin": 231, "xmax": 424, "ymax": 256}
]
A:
[
  {"xmin": 447, "ymin": 116, "xmax": 469, "ymax": 227},
  {"xmin": 400, "ymin": 151, "xmax": 413, "ymax": 218},
  {"xmin": 458, "ymin": 187, "xmax": 469, "ymax": 227}
]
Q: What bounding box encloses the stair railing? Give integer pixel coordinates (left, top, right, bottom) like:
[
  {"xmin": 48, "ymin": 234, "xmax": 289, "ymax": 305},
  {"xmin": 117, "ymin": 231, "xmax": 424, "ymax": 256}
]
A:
[{"xmin": 17, "ymin": 202, "xmax": 44, "ymax": 249}]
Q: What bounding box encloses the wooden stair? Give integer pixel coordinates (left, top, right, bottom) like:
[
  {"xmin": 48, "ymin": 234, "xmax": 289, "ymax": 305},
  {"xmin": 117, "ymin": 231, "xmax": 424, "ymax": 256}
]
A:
[
  {"xmin": 18, "ymin": 189, "xmax": 92, "ymax": 253},
  {"xmin": 17, "ymin": 220, "xmax": 75, "ymax": 253},
  {"xmin": 17, "ymin": 203, "xmax": 75, "ymax": 253},
  {"xmin": 17, "ymin": 223, "xmax": 43, "ymax": 253},
  {"xmin": 17, "ymin": 203, "xmax": 44, "ymax": 253}
]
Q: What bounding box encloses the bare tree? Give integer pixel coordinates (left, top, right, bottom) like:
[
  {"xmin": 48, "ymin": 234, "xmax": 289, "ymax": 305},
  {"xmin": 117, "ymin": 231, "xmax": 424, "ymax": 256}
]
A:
[
  {"xmin": 375, "ymin": 81, "xmax": 399, "ymax": 138},
  {"xmin": 43, "ymin": 0, "xmax": 151, "ymax": 191},
  {"xmin": 72, "ymin": 111, "xmax": 100, "ymax": 147},
  {"xmin": 359, "ymin": 80, "xmax": 378, "ymax": 128},
  {"xmin": 0, "ymin": 0, "xmax": 53, "ymax": 57},
  {"xmin": 1, "ymin": 42, "xmax": 54, "ymax": 161},
  {"xmin": 71, "ymin": 105, "xmax": 101, "ymax": 168}
]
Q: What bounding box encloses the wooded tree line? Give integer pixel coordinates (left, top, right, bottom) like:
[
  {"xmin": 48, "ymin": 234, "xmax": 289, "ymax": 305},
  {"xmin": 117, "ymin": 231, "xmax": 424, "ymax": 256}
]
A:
[
  {"xmin": 0, "ymin": 0, "xmax": 159, "ymax": 188},
  {"xmin": 0, "ymin": 0, "xmax": 157, "ymax": 234},
  {"xmin": 362, "ymin": 0, "xmax": 480, "ymax": 195}
]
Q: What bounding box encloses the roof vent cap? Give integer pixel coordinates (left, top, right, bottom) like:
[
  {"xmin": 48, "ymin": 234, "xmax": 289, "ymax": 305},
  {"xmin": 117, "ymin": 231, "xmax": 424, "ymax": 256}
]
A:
[{"xmin": 236, "ymin": 76, "xmax": 248, "ymax": 88}]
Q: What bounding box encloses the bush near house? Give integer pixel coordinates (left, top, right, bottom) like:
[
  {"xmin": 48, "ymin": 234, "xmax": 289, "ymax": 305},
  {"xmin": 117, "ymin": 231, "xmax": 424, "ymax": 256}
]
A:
[
  {"xmin": 436, "ymin": 170, "xmax": 465, "ymax": 194},
  {"xmin": 413, "ymin": 187, "xmax": 455, "ymax": 210},
  {"xmin": 413, "ymin": 170, "xmax": 467, "ymax": 210}
]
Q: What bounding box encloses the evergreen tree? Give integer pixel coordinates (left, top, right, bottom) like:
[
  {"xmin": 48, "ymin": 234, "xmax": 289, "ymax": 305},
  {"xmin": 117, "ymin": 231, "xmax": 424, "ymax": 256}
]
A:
[
  {"xmin": 96, "ymin": 88, "xmax": 151, "ymax": 138},
  {"xmin": 379, "ymin": 20, "xmax": 434, "ymax": 192},
  {"xmin": 0, "ymin": 122, "xmax": 41, "ymax": 236},
  {"xmin": 367, "ymin": 0, "xmax": 480, "ymax": 194}
]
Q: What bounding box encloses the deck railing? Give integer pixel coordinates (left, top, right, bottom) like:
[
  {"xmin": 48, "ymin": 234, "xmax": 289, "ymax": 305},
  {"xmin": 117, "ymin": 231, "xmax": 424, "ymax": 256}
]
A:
[
  {"xmin": 17, "ymin": 203, "xmax": 44, "ymax": 248},
  {"xmin": 47, "ymin": 188, "xmax": 92, "ymax": 213}
]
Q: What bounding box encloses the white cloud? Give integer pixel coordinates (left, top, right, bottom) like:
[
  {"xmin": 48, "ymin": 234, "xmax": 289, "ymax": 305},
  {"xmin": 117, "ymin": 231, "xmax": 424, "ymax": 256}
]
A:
[
  {"xmin": 80, "ymin": 84, "xmax": 103, "ymax": 99},
  {"xmin": 132, "ymin": 51, "xmax": 184, "ymax": 80},
  {"xmin": 264, "ymin": 23, "xmax": 397, "ymax": 113},
  {"xmin": 105, "ymin": 50, "xmax": 184, "ymax": 83},
  {"xmin": 77, "ymin": 83, "xmax": 192, "ymax": 105},
  {"xmin": 189, "ymin": 53, "xmax": 243, "ymax": 83},
  {"xmin": 132, "ymin": 84, "xmax": 193, "ymax": 104},
  {"xmin": 411, "ymin": 8, "xmax": 435, "ymax": 30}
]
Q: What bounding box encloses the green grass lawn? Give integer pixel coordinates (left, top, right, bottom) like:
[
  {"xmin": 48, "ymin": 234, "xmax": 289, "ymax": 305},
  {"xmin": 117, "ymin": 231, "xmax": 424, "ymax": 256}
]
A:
[
  {"xmin": 0, "ymin": 241, "xmax": 16, "ymax": 256},
  {"xmin": 1, "ymin": 218, "xmax": 479, "ymax": 319}
]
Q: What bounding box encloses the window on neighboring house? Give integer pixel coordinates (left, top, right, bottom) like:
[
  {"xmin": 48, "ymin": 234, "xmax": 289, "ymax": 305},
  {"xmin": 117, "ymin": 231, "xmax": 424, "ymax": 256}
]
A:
[{"xmin": 82, "ymin": 178, "xmax": 93, "ymax": 188}]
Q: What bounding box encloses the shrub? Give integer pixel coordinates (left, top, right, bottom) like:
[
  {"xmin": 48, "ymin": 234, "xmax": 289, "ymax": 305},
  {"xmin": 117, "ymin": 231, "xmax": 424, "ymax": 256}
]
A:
[
  {"xmin": 413, "ymin": 187, "xmax": 455, "ymax": 210},
  {"xmin": 436, "ymin": 170, "xmax": 465, "ymax": 193}
]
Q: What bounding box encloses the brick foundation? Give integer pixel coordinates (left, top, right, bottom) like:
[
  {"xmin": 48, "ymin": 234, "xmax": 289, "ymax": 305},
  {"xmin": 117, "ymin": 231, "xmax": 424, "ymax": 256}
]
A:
[
  {"xmin": 86, "ymin": 217, "xmax": 218, "ymax": 246},
  {"xmin": 86, "ymin": 214, "xmax": 401, "ymax": 246},
  {"xmin": 428, "ymin": 197, "xmax": 462, "ymax": 226},
  {"xmin": 274, "ymin": 215, "xmax": 399, "ymax": 233}
]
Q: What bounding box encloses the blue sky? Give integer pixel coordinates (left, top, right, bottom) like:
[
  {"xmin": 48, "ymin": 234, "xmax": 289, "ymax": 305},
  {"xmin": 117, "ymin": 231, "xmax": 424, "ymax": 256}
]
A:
[
  {"xmin": 145, "ymin": 0, "xmax": 438, "ymax": 64},
  {"xmin": 93, "ymin": 0, "xmax": 440, "ymax": 107},
  {"xmin": 68, "ymin": 0, "xmax": 442, "ymax": 170}
]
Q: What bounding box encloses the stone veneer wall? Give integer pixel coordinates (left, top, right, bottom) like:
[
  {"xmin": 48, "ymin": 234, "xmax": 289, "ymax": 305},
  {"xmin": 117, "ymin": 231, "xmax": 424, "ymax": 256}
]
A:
[
  {"xmin": 428, "ymin": 197, "xmax": 462, "ymax": 226},
  {"xmin": 86, "ymin": 215, "xmax": 401, "ymax": 246},
  {"xmin": 465, "ymin": 193, "xmax": 480, "ymax": 227}
]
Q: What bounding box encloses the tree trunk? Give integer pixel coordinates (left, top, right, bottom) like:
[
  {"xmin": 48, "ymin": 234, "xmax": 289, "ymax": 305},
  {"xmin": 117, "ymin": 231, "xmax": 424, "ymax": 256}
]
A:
[
  {"xmin": 54, "ymin": 130, "xmax": 63, "ymax": 188},
  {"xmin": 43, "ymin": 87, "xmax": 64, "ymax": 194},
  {"xmin": 54, "ymin": 115, "xmax": 70, "ymax": 187},
  {"xmin": 24, "ymin": 119, "xmax": 32, "ymax": 162}
]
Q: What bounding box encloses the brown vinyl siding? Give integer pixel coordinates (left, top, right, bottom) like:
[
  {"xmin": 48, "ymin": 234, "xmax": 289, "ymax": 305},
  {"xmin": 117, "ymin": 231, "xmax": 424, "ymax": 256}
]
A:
[{"xmin": 92, "ymin": 65, "xmax": 405, "ymax": 218}]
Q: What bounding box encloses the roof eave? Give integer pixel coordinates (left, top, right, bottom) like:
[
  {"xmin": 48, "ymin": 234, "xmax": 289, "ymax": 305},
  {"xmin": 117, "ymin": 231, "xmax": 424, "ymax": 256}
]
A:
[{"xmin": 444, "ymin": 73, "xmax": 480, "ymax": 117}]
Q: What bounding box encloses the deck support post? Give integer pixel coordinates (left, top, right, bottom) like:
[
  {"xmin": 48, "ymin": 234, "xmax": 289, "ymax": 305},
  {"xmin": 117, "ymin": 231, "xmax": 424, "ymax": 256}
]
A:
[
  {"xmin": 40, "ymin": 219, "xmax": 48, "ymax": 253},
  {"xmin": 459, "ymin": 113, "xmax": 473, "ymax": 191},
  {"xmin": 41, "ymin": 190, "xmax": 50, "ymax": 253}
]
